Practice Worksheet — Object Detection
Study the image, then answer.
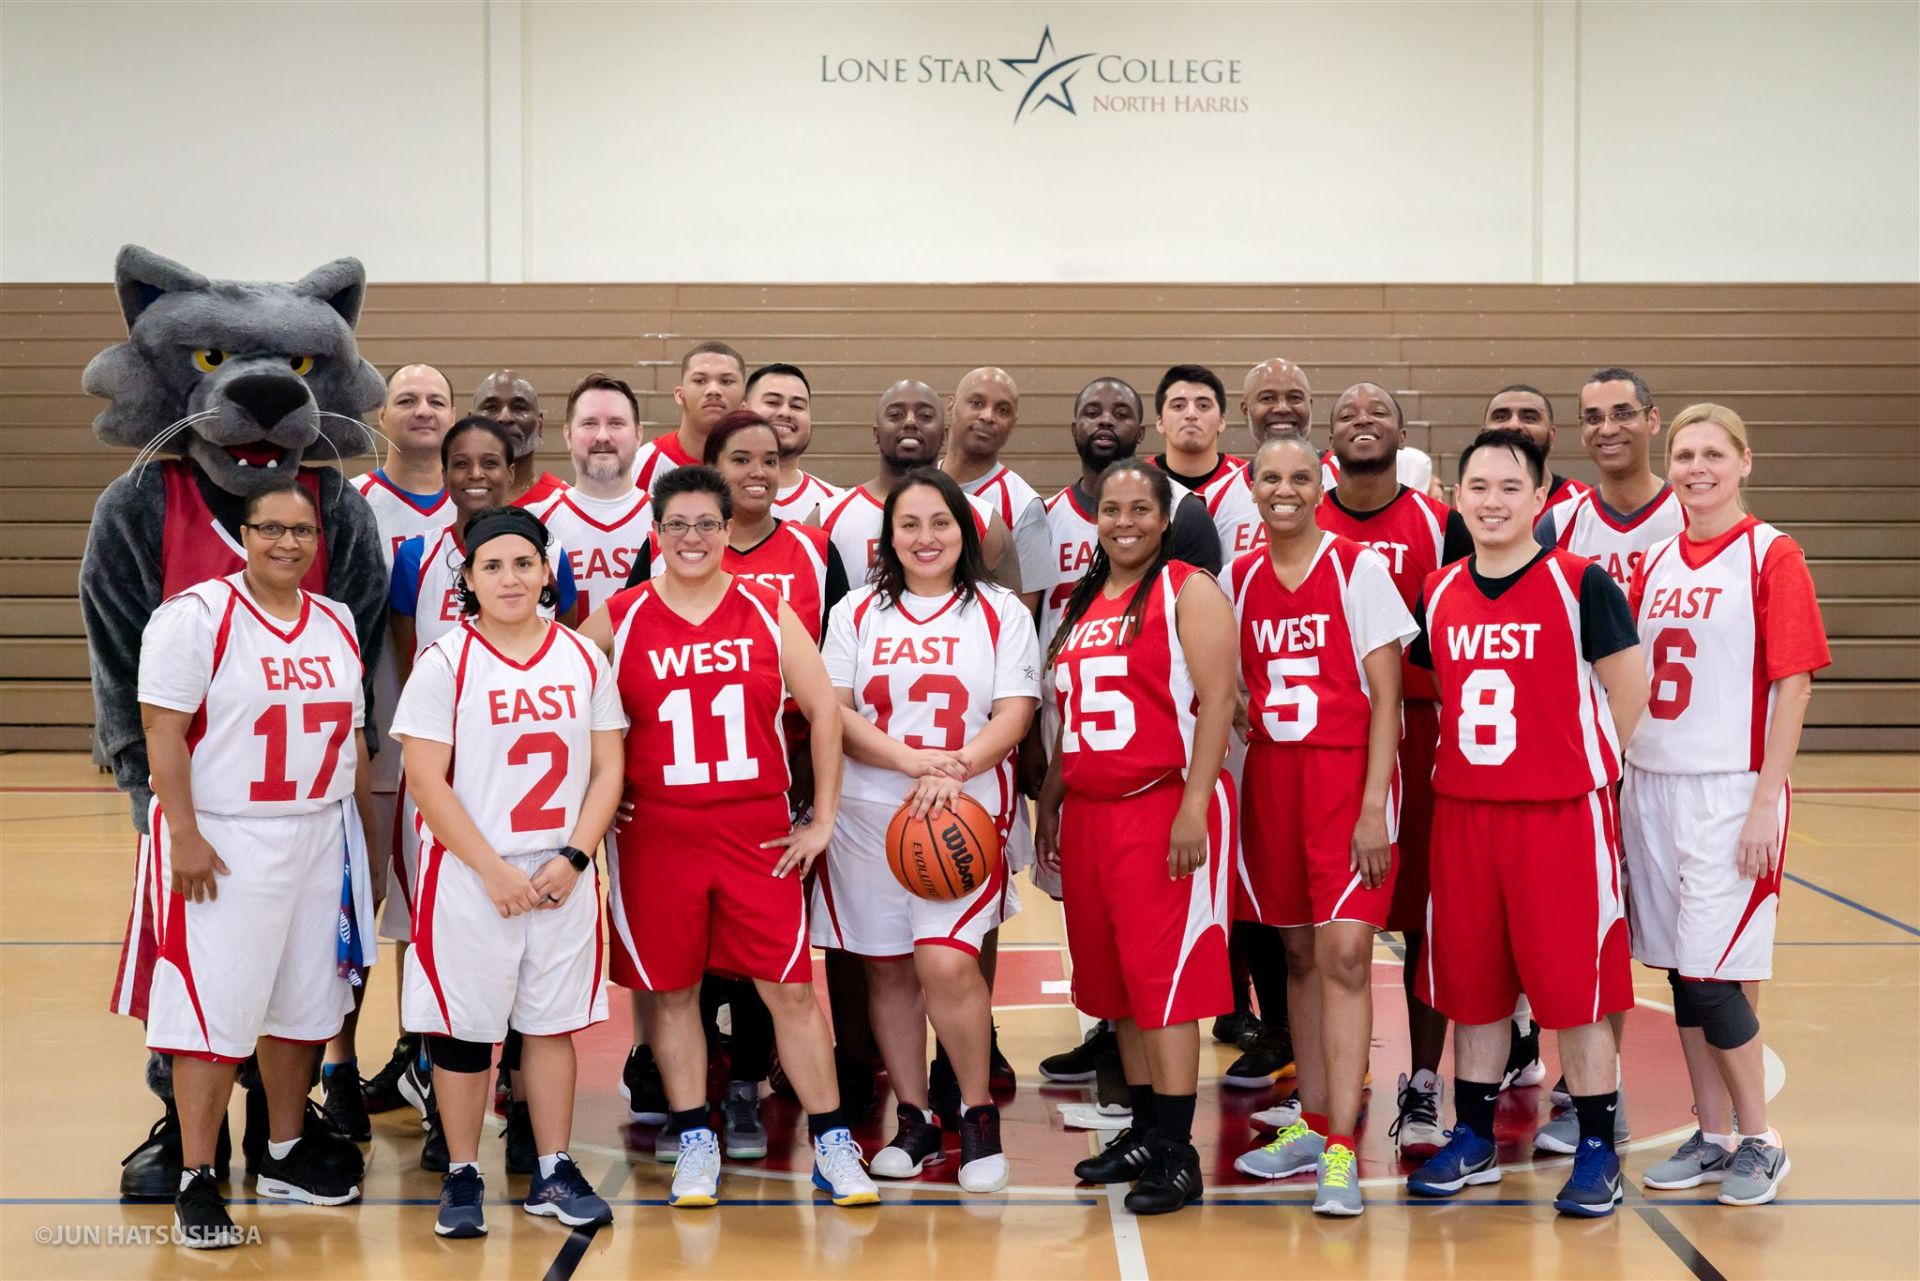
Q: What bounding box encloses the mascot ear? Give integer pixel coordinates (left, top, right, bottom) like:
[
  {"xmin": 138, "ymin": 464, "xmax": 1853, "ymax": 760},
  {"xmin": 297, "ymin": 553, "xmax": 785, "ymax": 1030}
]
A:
[
  {"xmin": 293, "ymin": 258, "xmax": 369, "ymax": 329},
  {"xmin": 114, "ymin": 245, "xmax": 209, "ymax": 330}
]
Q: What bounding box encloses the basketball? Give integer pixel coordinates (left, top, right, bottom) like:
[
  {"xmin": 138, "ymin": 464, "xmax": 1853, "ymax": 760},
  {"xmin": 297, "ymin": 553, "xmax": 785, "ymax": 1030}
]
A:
[{"xmin": 884, "ymin": 791, "xmax": 1002, "ymax": 901}]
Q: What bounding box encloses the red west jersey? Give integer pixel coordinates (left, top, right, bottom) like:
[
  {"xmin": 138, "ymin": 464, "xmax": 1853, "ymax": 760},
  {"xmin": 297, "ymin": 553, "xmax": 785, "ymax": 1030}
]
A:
[
  {"xmin": 1050, "ymin": 560, "xmax": 1208, "ymax": 800},
  {"xmin": 606, "ymin": 577, "xmax": 790, "ymax": 804},
  {"xmin": 1423, "ymin": 549, "xmax": 1623, "ymax": 801},
  {"xmin": 1316, "ymin": 486, "xmax": 1453, "ymax": 702}
]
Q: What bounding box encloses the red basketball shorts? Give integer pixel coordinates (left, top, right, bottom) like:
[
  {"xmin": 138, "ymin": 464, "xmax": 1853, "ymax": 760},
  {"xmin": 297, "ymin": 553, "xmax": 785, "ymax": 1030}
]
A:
[
  {"xmin": 607, "ymin": 793, "xmax": 808, "ymax": 992},
  {"xmin": 1061, "ymin": 773, "xmax": 1235, "ymax": 1031},
  {"xmin": 1388, "ymin": 699, "xmax": 1440, "ymax": 933},
  {"xmin": 1417, "ymin": 788, "xmax": 1633, "ymax": 1031},
  {"xmin": 1238, "ymin": 742, "xmax": 1398, "ymax": 930}
]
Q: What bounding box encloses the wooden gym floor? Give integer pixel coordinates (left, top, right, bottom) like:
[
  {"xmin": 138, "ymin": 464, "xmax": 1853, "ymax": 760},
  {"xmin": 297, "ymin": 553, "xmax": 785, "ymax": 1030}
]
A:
[{"xmin": 0, "ymin": 750, "xmax": 1914, "ymax": 1280}]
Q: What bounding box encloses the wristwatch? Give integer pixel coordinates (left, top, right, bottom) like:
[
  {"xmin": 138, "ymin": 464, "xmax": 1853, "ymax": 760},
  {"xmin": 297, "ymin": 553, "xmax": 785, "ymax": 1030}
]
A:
[{"xmin": 560, "ymin": 845, "xmax": 591, "ymax": 872}]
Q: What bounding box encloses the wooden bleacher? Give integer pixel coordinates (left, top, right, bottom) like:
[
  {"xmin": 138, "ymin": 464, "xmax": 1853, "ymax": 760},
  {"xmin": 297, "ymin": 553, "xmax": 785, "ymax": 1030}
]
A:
[{"xmin": 2, "ymin": 282, "xmax": 1913, "ymax": 751}]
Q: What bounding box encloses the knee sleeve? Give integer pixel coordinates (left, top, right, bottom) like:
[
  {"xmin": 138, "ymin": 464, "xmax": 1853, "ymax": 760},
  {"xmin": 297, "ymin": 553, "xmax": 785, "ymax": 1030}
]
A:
[
  {"xmin": 498, "ymin": 1029, "xmax": 523, "ymax": 1073},
  {"xmin": 1682, "ymin": 978, "xmax": 1758, "ymax": 1050},
  {"xmin": 1667, "ymin": 971, "xmax": 1701, "ymax": 1028},
  {"xmin": 426, "ymin": 1034, "xmax": 494, "ymax": 1074}
]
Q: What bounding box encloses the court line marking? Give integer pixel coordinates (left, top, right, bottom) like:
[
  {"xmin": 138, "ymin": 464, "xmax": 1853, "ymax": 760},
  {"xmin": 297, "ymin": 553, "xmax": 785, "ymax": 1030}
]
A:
[
  {"xmin": 542, "ymin": 1158, "xmax": 626, "ymax": 1281},
  {"xmin": 1631, "ymin": 1187, "xmax": 1728, "ymax": 1281},
  {"xmin": 1104, "ymin": 1183, "xmax": 1150, "ymax": 1280},
  {"xmin": 16, "ymin": 1195, "xmax": 1914, "ymax": 1208},
  {"xmin": 1783, "ymin": 871, "xmax": 1920, "ymax": 937}
]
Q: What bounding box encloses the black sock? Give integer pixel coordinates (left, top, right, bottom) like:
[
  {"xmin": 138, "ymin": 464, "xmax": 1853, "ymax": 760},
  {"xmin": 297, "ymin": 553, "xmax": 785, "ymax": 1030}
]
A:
[
  {"xmin": 1572, "ymin": 1091, "xmax": 1618, "ymax": 1150},
  {"xmin": 1154, "ymin": 1093, "xmax": 1197, "ymax": 1146},
  {"xmin": 1454, "ymin": 1077, "xmax": 1500, "ymax": 1140},
  {"xmin": 670, "ymin": 1105, "xmax": 710, "ymax": 1134},
  {"xmin": 1128, "ymin": 1084, "xmax": 1158, "ymax": 1132},
  {"xmin": 807, "ymin": 1108, "xmax": 848, "ymax": 1138}
]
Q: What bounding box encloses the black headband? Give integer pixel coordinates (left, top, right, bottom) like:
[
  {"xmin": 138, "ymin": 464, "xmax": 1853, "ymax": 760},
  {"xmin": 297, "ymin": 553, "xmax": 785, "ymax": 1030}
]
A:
[{"xmin": 463, "ymin": 506, "xmax": 550, "ymax": 562}]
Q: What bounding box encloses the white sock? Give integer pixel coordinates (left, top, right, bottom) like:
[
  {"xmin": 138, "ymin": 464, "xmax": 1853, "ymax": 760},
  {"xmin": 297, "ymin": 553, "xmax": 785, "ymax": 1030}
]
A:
[
  {"xmin": 266, "ymin": 1137, "xmax": 298, "ymax": 1160},
  {"xmin": 921, "ymin": 1108, "xmax": 936, "ymax": 1125},
  {"xmin": 1737, "ymin": 1128, "xmax": 1780, "ymax": 1148},
  {"xmin": 536, "ymin": 1151, "xmax": 567, "ymax": 1179},
  {"xmin": 448, "ymin": 1160, "xmax": 478, "ymax": 1175},
  {"xmin": 1703, "ymin": 1131, "xmax": 1735, "ymax": 1150},
  {"xmin": 1511, "ymin": 996, "xmax": 1532, "ymax": 1030}
]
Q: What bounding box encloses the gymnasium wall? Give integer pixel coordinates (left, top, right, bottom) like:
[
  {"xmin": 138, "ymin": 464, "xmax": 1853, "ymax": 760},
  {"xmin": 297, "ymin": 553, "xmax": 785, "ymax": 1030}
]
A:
[{"xmin": 2, "ymin": 1, "xmax": 1916, "ymax": 284}]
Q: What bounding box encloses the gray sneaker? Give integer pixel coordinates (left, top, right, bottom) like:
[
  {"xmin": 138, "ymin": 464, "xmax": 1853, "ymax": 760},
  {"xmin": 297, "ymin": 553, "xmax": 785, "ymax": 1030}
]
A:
[
  {"xmin": 1313, "ymin": 1144, "xmax": 1364, "ymax": 1217},
  {"xmin": 721, "ymin": 1081, "xmax": 768, "ymax": 1160},
  {"xmin": 1534, "ymin": 1093, "xmax": 1630, "ymax": 1154},
  {"xmin": 1717, "ymin": 1136, "xmax": 1790, "ymax": 1206},
  {"xmin": 655, "ymin": 1125, "xmax": 682, "ymax": 1164},
  {"xmin": 1233, "ymin": 1120, "xmax": 1324, "ymax": 1179},
  {"xmin": 1642, "ymin": 1130, "xmax": 1733, "ymax": 1189}
]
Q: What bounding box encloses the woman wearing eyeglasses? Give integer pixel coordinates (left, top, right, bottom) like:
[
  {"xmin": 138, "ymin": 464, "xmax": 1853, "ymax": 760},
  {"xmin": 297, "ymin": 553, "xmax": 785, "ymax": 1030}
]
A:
[
  {"xmin": 136, "ymin": 479, "xmax": 376, "ymax": 1247},
  {"xmin": 581, "ymin": 466, "xmax": 876, "ymax": 1210}
]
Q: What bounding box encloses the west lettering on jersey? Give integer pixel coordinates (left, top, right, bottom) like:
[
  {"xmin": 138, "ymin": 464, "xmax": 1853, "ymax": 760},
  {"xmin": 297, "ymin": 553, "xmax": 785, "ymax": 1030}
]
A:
[
  {"xmin": 1352, "ymin": 540, "xmax": 1409, "ymax": 573},
  {"xmin": 737, "ymin": 571, "xmax": 797, "ymax": 597},
  {"xmin": 1063, "ymin": 616, "xmax": 1128, "ymax": 652},
  {"xmin": 1444, "ymin": 622, "xmax": 1541, "ymax": 661},
  {"xmin": 1644, "ymin": 585, "xmax": 1723, "ymax": 620},
  {"xmin": 647, "ymin": 639, "xmax": 754, "ymax": 679},
  {"xmin": 259, "ymin": 655, "xmax": 339, "ymax": 692},
  {"xmin": 872, "ymin": 635, "xmax": 961, "ymax": 665},
  {"xmin": 1250, "ymin": 615, "xmax": 1329, "ymax": 653},
  {"xmin": 486, "ymin": 684, "xmax": 581, "ymax": 724}
]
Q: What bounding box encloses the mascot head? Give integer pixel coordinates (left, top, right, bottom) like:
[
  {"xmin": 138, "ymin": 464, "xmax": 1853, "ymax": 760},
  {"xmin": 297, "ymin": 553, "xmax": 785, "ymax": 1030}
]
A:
[{"xmin": 83, "ymin": 245, "xmax": 385, "ymax": 497}]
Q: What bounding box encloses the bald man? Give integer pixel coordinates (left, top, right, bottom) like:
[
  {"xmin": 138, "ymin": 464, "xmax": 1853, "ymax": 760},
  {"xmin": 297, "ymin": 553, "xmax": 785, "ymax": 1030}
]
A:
[
  {"xmin": 940, "ymin": 367, "xmax": 1051, "ymax": 611},
  {"xmin": 820, "ymin": 379, "xmax": 1014, "ymax": 583},
  {"xmin": 1241, "ymin": 357, "xmax": 1316, "ymax": 447},
  {"xmin": 333, "ymin": 363, "xmax": 457, "ymax": 1132},
  {"xmin": 473, "ymin": 369, "xmax": 569, "ymax": 507},
  {"xmin": 631, "ymin": 341, "xmax": 748, "ymax": 492}
]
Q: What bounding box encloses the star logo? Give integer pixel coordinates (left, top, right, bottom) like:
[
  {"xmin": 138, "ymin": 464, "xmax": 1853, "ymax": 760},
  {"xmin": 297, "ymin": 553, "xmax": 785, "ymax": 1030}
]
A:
[{"xmin": 999, "ymin": 25, "xmax": 1094, "ymax": 122}]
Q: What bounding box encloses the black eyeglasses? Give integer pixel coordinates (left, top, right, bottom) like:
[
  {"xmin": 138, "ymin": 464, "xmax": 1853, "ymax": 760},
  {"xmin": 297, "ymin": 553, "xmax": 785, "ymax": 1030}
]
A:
[
  {"xmin": 659, "ymin": 518, "xmax": 726, "ymax": 537},
  {"xmin": 243, "ymin": 522, "xmax": 319, "ymax": 543}
]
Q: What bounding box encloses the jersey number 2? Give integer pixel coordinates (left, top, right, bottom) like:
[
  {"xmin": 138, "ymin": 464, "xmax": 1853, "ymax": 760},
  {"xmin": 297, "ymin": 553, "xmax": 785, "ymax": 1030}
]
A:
[{"xmin": 507, "ymin": 731, "xmax": 570, "ymax": 832}]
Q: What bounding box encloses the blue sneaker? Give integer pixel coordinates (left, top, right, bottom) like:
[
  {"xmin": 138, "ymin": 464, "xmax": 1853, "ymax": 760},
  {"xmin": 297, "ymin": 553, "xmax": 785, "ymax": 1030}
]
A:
[
  {"xmin": 523, "ymin": 1153, "xmax": 613, "ymax": 1227},
  {"xmin": 434, "ymin": 1166, "xmax": 487, "ymax": 1239},
  {"xmin": 1553, "ymin": 1137, "xmax": 1624, "ymax": 1216},
  {"xmin": 1406, "ymin": 1127, "xmax": 1501, "ymax": 1197}
]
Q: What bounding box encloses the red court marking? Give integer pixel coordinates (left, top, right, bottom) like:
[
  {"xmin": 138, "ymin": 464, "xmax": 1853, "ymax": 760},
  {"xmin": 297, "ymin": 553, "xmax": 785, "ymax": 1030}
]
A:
[{"xmin": 0, "ymin": 786, "xmax": 123, "ymax": 794}]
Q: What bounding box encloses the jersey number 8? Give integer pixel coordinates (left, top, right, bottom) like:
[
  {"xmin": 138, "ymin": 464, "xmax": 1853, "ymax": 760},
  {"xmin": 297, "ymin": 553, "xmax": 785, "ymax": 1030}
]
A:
[{"xmin": 1458, "ymin": 668, "xmax": 1518, "ymax": 765}]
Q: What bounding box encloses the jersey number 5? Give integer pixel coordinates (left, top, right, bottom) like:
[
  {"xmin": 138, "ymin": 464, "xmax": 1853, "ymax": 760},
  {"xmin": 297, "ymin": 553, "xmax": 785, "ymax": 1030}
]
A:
[
  {"xmin": 1056, "ymin": 656, "xmax": 1136, "ymax": 753},
  {"xmin": 1261, "ymin": 657, "xmax": 1320, "ymax": 742}
]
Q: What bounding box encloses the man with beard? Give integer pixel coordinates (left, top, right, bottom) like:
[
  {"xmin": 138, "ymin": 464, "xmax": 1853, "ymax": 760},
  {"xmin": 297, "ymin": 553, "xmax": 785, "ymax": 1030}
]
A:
[
  {"xmin": 1314, "ymin": 381, "xmax": 1472, "ymax": 1160},
  {"xmin": 533, "ymin": 373, "xmax": 654, "ymax": 619},
  {"xmin": 632, "ymin": 341, "xmax": 748, "ymax": 491},
  {"xmin": 748, "ymin": 362, "xmax": 841, "ymax": 522},
  {"xmin": 940, "ymin": 366, "xmax": 1052, "ymax": 611},
  {"xmin": 473, "ymin": 369, "xmax": 569, "ymax": 507},
  {"xmin": 1484, "ymin": 384, "xmax": 1590, "ymax": 524},
  {"xmin": 821, "ymin": 378, "xmax": 1013, "ymax": 581},
  {"xmin": 1033, "ymin": 377, "xmax": 1224, "ymax": 1092}
]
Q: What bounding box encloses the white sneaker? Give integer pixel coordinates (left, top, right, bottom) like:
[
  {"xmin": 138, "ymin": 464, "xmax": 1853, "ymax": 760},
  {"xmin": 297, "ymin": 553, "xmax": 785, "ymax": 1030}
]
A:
[
  {"xmin": 669, "ymin": 1128, "xmax": 721, "ymax": 1209},
  {"xmin": 1390, "ymin": 1070, "xmax": 1446, "ymax": 1159},
  {"xmin": 812, "ymin": 1129, "xmax": 880, "ymax": 1206},
  {"xmin": 1250, "ymin": 1097, "xmax": 1303, "ymax": 1132}
]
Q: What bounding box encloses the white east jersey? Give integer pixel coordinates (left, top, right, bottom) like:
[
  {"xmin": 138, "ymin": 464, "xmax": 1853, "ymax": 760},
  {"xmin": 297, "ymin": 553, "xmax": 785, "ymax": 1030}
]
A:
[
  {"xmin": 1189, "ymin": 461, "xmax": 1266, "ymax": 561},
  {"xmin": 959, "ymin": 462, "xmax": 1056, "ymax": 597},
  {"xmin": 823, "ymin": 582, "xmax": 1041, "ymax": 818},
  {"xmin": 1547, "ymin": 484, "xmax": 1687, "ymax": 587},
  {"xmin": 391, "ymin": 623, "xmax": 625, "ymax": 858},
  {"xmin": 771, "ymin": 470, "xmax": 840, "ymax": 523},
  {"xmin": 629, "ymin": 433, "xmax": 699, "ymax": 493},
  {"xmin": 136, "ymin": 574, "xmax": 365, "ymax": 816},
  {"xmin": 1041, "ymin": 487, "xmax": 1097, "ymax": 656},
  {"xmin": 350, "ymin": 471, "xmax": 451, "ymax": 566},
  {"xmin": 532, "ymin": 487, "xmax": 653, "ymax": 620},
  {"xmin": 821, "ymin": 484, "xmax": 997, "ymax": 578},
  {"xmin": 1630, "ymin": 521, "xmax": 1789, "ymax": 776},
  {"xmin": 406, "ymin": 525, "xmax": 566, "ymax": 658}
]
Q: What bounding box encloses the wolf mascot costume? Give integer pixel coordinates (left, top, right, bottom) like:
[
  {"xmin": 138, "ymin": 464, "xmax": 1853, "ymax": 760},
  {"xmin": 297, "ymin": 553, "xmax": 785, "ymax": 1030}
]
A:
[{"xmin": 80, "ymin": 244, "xmax": 388, "ymax": 1197}]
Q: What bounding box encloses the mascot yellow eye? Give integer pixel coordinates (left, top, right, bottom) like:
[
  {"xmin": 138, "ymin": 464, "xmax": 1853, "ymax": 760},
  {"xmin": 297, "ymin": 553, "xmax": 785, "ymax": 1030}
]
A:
[
  {"xmin": 288, "ymin": 355, "xmax": 315, "ymax": 377},
  {"xmin": 191, "ymin": 349, "xmax": 226, "ymax": 373}
]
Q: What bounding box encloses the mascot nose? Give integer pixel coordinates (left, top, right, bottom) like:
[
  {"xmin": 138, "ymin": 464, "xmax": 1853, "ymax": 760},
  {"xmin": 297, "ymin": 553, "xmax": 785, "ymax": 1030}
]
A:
[{"xmin": 226, "ymin": 372, "xmax": 309, "ymax": 430}]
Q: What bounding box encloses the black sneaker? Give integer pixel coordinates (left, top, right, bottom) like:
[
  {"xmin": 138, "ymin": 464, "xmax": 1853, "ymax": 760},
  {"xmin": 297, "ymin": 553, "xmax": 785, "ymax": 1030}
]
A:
[
  {"xmin": 620, "ymin": 1046, "xmax": 669, "ymax": 1125},
  {"xmin": 868, "ymin": 1102, "xmax": 946, "ymax": 1178},
  {"xmin": 322, "ymin": 1069, "xmax": 371, "ymax": 1143},
  {"xmin": 243, "ymin": 1097, "xmax": 361, "ymax": 1180},
  {"xmin": 174, "ymin": 1167, "xmax": 243, "ymax": 1250},
  {"xmin": 1501, "ymin": 1019, "xmax": 1545, "ymax": 1091},
  {"xmin": 1222, "ymin": 1025, "xmax": 1297, "ymax": 1090},
  {"xmin": 1074, "ymin": 1126, "xmax": 1156, "ymax": 1184},
  {"xmin": 502, "ymin": 1101, "xmax": 534, "ymax": 1176},
  {"xmin": 1124, "ymin": 1137, "xmax": 1203, "ymax": 1215},
  {"xmin": 988, "ymin": 1026, "xmax": 1017, "ymax": 1094},
  {"xmin": 1040, "ymin": 1023, "xmax": 1116, "ymax": 1083},
  {"xmin": 435, "ymin": 1165, "xmax": 487, "ymax": 1238},
  {"xmin": 928, "ymin": 1051, "xmax": 962, "ymax": 1131},
  {"xmin": 1093, "ymin": 1043, "xmax": 1130, "ymax": 1110},
  {"xmin": 956, "ymin": 1105, "xmax": 1008, "ymax": 1193},
  {"xmin": 122, "ymin": 1106, "xmax": 229, "ymax": 1200},
  {"xmin": 255, "ymin": 1137, "xmax": 361, "ymax": 1205},
  {"xmin": 1211, "ymin": 1009, "xmax": 1260, "ymax": 1047},
  {"xmin": 422, "ymin": 1110, "xmax": 449, "ymax": 1173},
  {"xmin": 362, "ymin": 1035, "xmax": 418, "ymax": 1113}
]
